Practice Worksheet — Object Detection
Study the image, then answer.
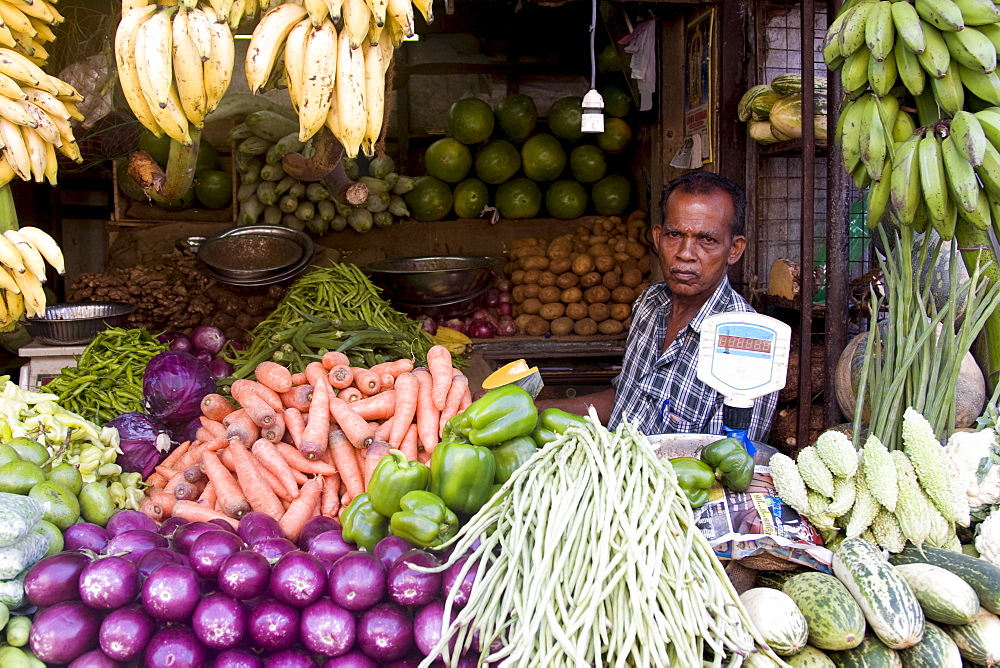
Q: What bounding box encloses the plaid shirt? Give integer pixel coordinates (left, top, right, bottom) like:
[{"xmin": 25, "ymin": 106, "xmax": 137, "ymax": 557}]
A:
[{"xmin": 610, "ymin": 277, "xmax": 778, "ymax": 441}]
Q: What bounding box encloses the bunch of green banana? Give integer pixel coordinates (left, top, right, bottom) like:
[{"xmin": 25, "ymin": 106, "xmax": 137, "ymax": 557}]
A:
[
  {"xmin": 115, "ymin": 0, "xmax": 235, "ymax": 147},
  {"xmin": 825, "ymin": 0, "xmax": 1000, "ymax": 113}
]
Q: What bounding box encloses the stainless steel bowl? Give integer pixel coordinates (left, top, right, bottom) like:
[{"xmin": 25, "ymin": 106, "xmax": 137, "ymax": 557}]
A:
[
  {"xmin": 188, "ymin": 226, "xmax": 314, "ymax": 280},
  {"xmin": 24, "ymin": 302, "xmax": 137, "ymax": 345},
  {"xmin": 392, "ymin": 286, "xmax": 490, "ymax": 320},
  {"xmin": 364, "ymin": 256, "xmax": 501, "ymax": 303}
]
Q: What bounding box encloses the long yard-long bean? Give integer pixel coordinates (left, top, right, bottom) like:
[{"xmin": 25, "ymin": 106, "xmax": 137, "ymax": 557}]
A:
[{"xmin": 417, "ymin": 414, "xmax": 785, "ymax": 667}]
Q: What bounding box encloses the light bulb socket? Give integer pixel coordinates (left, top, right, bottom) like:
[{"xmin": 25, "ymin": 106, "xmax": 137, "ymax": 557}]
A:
[{"xmin": 581, "ymin": 89, "xmax": 605, "ymax": 133}]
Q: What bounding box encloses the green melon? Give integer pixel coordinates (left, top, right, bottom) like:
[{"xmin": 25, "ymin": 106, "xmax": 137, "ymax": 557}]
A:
[
  {"xmin": 447, "ymin": 97, "xmax": 495, "ymax": 145},
  {"xmin": 591, "ymin": 174, "xmax": 631, "ymax": 215},
  {"xmin": 782, "ymin": 572, "xmax": 866, "ymax": 651},
  {"xmin": 521, "ymin": 133, "xmax": 566, "ymax": 182},
  {"xmin": 547, "ymin": 96, "xmax": 583, "ymax": 141},
  {"xmin": 495, "ymin": 94, "xmax": 538, "ymax": 141},
  {"xmin": 496, "ymin": 177, "xmax": 541, "ymax": 219},
  {"xmin": 475, "ymin": 140, "xmax": 521, "ymax": 185}
]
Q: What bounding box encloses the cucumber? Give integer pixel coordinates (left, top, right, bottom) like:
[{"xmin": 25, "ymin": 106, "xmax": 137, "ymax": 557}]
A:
[
  {"xmin": 245, "ymin": 110, "xmax": 300, "ymax": 143},
  {"xmin": 740, "ymin": 587, "xmax": 809, "ymax": 656},
  {"xmin": 889, "ymin": 545, "xmax": 1000, "ymax": 614},
  {"xmin": 832, "ymin": 538, "xmax": 925, "ymax": 650},
  {"xmin": 0, "ymin": 646, "xmax": 30, "ymax": 668},
  {"xmin": 942, "ymin": 606, "xmax": 1000, "ymax": 666},
  {"xmin": 898, "ymin": 621, "xmax": 961, "ymax": 668},
  {"xmin": 783, "ymin": 572, "xmax": 866, "ymax": 651},
  {"xmin": 6, "ymin": 615, "xmax": 31, "ymax": 647},
  {"xmin": 893, "ymin": 563, "xmax": 979, "ymax": 625},
  {"xmin": 827, "ymin": 636, "xmax": 901, "ymax": 668},
  {"xmin": 786, "ymin": 646, "xmax": 836, "ymax": 667}
]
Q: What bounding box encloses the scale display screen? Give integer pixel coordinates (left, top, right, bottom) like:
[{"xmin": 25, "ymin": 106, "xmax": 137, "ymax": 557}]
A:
[{"xmin": 697, "ymin": 313, "xmax": 792, "ymax": 406}]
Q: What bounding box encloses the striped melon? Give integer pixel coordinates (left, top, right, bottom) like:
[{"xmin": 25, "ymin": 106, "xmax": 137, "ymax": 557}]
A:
[
  {"xmin": 787, "ymin": 646, "xmax": 836, "ymax": 667},
  {"xmin": 893, "ymin": 563, "xmax": 979, "ymax": 625},
  {"xmin": 770, "ymin": 95, "xmax": 805, "ymax": 140},
  {"xmin": 898, "ymin": 622, "xmax": 962, "ymax": 668},
  {"xmin": 827, "ymin": 636, "xmax": 902, "ymax": 668},
  {"xmin": 740, "ymin": 587, "xmax": 810, "ymax": 656},
  {"xmin": 738, "ymin": 85, "xmax": 783, "ymax": 121},
  {"xmin": 771, "ymin": 73, "xmax": 829, "ymax": 94},
  {"xmin": 783, "ymin": 572, "xmax": 866, "ymax": 651},
  {"xmin": 943, "ymin": 606, "xmax": 1000, "ymax": 666},
  {"xmin": 749, "ymin": 120, "xmax": 783, "ymax": 145},
  {"xmin": 832, "ymin": 538, "xmax": 925, "ymax": 650}
]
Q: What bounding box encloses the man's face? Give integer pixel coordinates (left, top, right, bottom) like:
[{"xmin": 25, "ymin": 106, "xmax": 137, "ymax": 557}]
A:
[{"xmin": 652, "ymin": 189, "xmax": 746, "ymax": 300}]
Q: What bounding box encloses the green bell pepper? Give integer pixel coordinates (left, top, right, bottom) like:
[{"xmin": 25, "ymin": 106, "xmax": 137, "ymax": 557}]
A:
[
  {"xmin": 492, "ymin": 436, "xmax": 537, "ymax": 484},
  {"xmin": 340, "ymin": 493, "xmax": 389, "ymax": 551},
  {"xmin": 367, "ymin": 449, "xmax": 430, "ymax": 516},
  {"xmin": 669, "ymin": 457, "xmax": 715, "ymax": 508},
  {"xmin": 389, "ymin": 490, "xmax": 459, "ymax": 547},
  {"xmin": 531, "ymin": 425, "xmax": 558, "ymax": 447},
  {"xmin": 700, "ymin": 437, "xmax": 754, "ymax": 492},
  {"xmin": 448, "ymin": 385, "xmax": 538, "ymax": 447},
  {"xmin": 538, "ymin": 408, "xmax": 587, "ymax": 434},
  {"xmin": 429, "ymin": 439, "xmax": 496, "ymax": 515}
]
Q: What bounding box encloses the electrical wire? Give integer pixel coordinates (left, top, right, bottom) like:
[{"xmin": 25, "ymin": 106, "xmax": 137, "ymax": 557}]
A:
[{"xmin": 589, "ymin": 0, "xmax": 597, "ymax": 90}]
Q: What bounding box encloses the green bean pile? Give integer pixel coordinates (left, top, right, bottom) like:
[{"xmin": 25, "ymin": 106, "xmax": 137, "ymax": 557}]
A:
[
  {"xmin": 45, "ymin": 328, "xmax": 168, "ymax": 425},
  {"xmin": 419, "ymin": 415, "xmax": 784, "ymax": 668},
  {"xmin": 227, "ymin": 263, "xmax": 434, "ymax": 379}
]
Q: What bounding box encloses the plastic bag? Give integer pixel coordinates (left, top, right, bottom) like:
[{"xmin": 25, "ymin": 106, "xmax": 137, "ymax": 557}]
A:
[
  {"xmin": 0, "ymin": 532, "xmax": 48, "ymax": 580},
  {"xmin": 0, "ymin": 493, "xmax": 44, "ymax": 548},
  {"xmin": 0, "ymin": 570, "xmax": 26, "ymax": 608}
]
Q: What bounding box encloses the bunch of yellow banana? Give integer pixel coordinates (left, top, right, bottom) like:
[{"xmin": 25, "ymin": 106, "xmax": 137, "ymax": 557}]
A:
[
  {"xmin": 0, "ymin": 226, "xmax": 65, "ymax": 327},
  {"xmin": 0, "ymin": 46, "xmax": 83, "ymax": 187},
  {"xmin": 825, "ymin": 0, "xmax": 1000, "ymax": 113},
  {"xmin": 0, "ymin": 0, "xmax": 64, "ymax": 66},
  {"xmin": 433, "ymin": 326, "xmax": 472, "ymax": 356},
  {"xmin": 115, "ymin": 0, "xmax": 235, "ymax": 146},
  {"xmin": 245, "ymin": 0, "xmax": 431, "ymax": 157}
]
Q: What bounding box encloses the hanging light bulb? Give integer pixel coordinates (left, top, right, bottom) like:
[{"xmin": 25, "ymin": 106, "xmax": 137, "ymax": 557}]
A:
[{"xmin": 581, "ymin": 0, "xmax": 604, "ymax": 133}]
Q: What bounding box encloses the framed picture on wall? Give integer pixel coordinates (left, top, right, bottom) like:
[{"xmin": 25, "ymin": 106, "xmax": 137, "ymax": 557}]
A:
[{"xmin": 685, "ymin": 8, "xmax": 714, "ymax": 164}]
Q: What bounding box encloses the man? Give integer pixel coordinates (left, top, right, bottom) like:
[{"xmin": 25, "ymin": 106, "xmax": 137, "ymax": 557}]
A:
[{"xmin": 539, "ymin": 171, "xmax": 778, "ymax": 442}]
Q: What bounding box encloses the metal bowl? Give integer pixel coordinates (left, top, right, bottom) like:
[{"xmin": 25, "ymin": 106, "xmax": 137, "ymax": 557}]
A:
[
  {"xmin": 364, "ymin": 256, "xmax": 501, "ymax": 303},
  {"xmin": 391, "ymin": 286, "xmax": 490, "ymax": 320},
  {"xmin": 24, "ymin": 302, "xmax": 137, "ymax": 345},
  {"xmin": 190, "ymin": 226, "xmax": 314, "ymax": 280}
]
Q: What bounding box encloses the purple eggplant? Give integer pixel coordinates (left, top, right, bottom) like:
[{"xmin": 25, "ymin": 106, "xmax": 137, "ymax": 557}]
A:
[
  {"xmin": 142, "ymin": 563, "xmax": 201, "ymax": 622},
  {"xmin": 171, "ymin": 521, "xmax": 219, "ymax": 555},
  {"xmin": 136, "ymin": 547, "xmax": 184, "ymax": 579},
  {"xmin": 263, "ymin": 647, "xmax": 316, "ymax": 668},
  {"xmin": 218, "ymin": 549, "xmax": 272, "ymax": 600},
  {"xmin": 300, "ymin": 597, "xmax": 356, "ymax": 657},
  {"xmin": 24, "ymin": 551, "xmax": 91, "ymax": 607},
  {"xmin": 238, "ymin": 511, "xmax": 284, "ymax": 545},
  {"xmin": 64, "ymin": 523, "xmax": 110, "ymax": 552},
  {"xmin": 373, "ymin": 535, "xmax": 413, "ymax": 571},
  {"xmin": 158, "ymin": 515, "xmax": 189, "ymax": 537},
  {"xmin": 104, "ymin": 528, "xmax": 168, "ymax": 564},
  {"xmin": 251, "ymin": 537, "xmax": 297, "ymax": 562},
  {"xmin": 79, "ymin": 555, "xmax": 140, "ymax": 609},
  {"xmin": 144, "ymin": 625, "xmax": 208, "ymax": 668},
  {"xmin": 68, "ymin": 648, "xmax": 122, "ymax": 668},
  {"xmin": 189, "ymin": 529, "xmax": 244, "ymax": 579},
  {"xmin": 29, "ymin": 600, "xmax": 102, "ymax": 664},
  {"xmin": 211, "ymin": 518, "xmax": 240, "ymax": 534},
  {"xmin": 248, "ymin": 599, "xmax": 299, "ymax": 651},
  {"xmin": 413, "ymin": 600, "xmax": 458, "ymax": 657},
  {"xmin": 442, "ymin": 556, "xmax": 476, "ymax": 609},
  {"xmin": 105, "ymin": 509, "xmax": 159, "ymax": 537},
  {"xmin": 309, "ymin": 530, "xmax": 354, "ymax": 564},
  {"xmin": 298, "ymin": 515, "xmax": 341, "ymax": 550},
  {"xmin": 214, "ymin": 647, "xmax": 265, "ymax": 668},
  {"xmin": 328, "ymin": 551, "xmax": 386, "ymax": 612},
  {"xmin": 322, "ymin": 650, "xmax": 380, "ymax": 668},
  {"xmin": 387, "ymin": 549, "xmax": 441, "ymax": 607},
  {"xmin": 270, "ymin": 550, "xmax": 327, "ymax": 608},
  {"xmin": 385, "ymin": 654, "xmax": 423, "ymax": 668},
  {"xmin": 192, "ymin": 591, "xmax": 247, "ymax": 650},
  {"xmin": 357, "ymin": 602, "xmax": 414, "ymax": 662},
  {"xmin": 99, "ymin": 603, "xmax": 156, "ymax": 661}
]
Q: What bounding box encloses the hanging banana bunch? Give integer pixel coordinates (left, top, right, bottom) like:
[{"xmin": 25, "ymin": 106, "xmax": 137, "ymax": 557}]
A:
[
  {"xmin": 115, "ymin": 0, "xmax": 235, "ymax": 147},
  {"xmin": 0, "ymin": 190, "xmax": 66, "ymax": 328},
  {"xmin": 824, "ymin": 0, "xmax": 1000, "ymax": 385},
  {"xmin": 245, "ymin": 0, "xmax": 431, "ymax": 158},
  {"xmin": 0, "ymin": 46, "xmax": 84, "ymax": 187},
  {"xmin": 0, "ymin": 0, "xmax": 64, "ymax": 66}
]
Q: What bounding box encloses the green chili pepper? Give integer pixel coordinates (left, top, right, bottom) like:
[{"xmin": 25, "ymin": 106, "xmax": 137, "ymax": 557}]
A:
[
  {"xmin": 669, "ymin": 457, "xmax": 715, "ymax": 508},
  {"xmin": 538, "ymin": 408, "xmax": 587, "ymax": 435},
  {"xmin": 389, "ymin": 490, "xmax": 459, "ymax": 547},
  {"xmin": 429, "ymin": 439, "xmax": 496, "ymax": 515},
  {"xmin": 340, "ymin": 493, "xmax": 390, "ymax": 551},
  {"xmin": 448, "ymin": 385, "xmax": 538, "ymax": 447},
  {"xmin": 492, "ymin": 436, "xmax": 537, "ymax": 484},
  {"xmin": 531, "ymin": 425, "xmax": 559, "ymax": 447},
  {"xmin": 367, "ymin": 449, "xmax": 430, "ymax": 516},
  {"xmin": 700, "ymin": 437, "xmax": 755, "ymax": 492}
]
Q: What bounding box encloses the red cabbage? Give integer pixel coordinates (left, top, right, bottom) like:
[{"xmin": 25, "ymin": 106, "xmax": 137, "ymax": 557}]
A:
[
  {"xmin": 143, "ymin": 352, "xmax": 217, "ymax": 424},
  {"xmin": 106, "ymin": 412, "xmax": 171, "ymax": 479}
]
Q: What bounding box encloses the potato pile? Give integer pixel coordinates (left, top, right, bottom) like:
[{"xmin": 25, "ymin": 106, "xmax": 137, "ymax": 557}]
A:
[{"xmin": 506, "ymin": 211, "xmax": 652, "ymax": 337}]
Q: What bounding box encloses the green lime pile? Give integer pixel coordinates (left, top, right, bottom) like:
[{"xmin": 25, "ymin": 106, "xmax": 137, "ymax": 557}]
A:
[{"xmin": 413, "ymin": 85, "xmax": 638, "ymax": 221}]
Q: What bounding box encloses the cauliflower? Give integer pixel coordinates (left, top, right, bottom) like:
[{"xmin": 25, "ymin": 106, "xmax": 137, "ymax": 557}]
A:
[
  {"xmin": 944, "ymin": 428, "xmax": 1000, "ymax": 509},
  {"xmin": 975, "ymin": 508, "xmax": 1000, "ymax": 566}
]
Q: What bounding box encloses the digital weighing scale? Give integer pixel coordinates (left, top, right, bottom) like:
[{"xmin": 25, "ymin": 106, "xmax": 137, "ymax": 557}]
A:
[{"xmin": 697, "ymin": 312, "xmax": 792, "ymax": 454}]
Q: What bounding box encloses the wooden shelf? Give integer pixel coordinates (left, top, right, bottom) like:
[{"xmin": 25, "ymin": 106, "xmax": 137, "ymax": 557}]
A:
[
  {"xmin": 758, "ymin": 138, "xmax": 828, "ymax": 157},
  {"xmin": 472, "ymin": 333, "xmax": 627, "ymax": 361}
]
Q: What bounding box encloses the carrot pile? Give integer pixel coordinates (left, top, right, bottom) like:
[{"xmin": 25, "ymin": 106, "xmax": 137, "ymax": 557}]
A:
[{"xmin": 139, "ymin": 344, "xmax": 472, "ymax": 541}]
